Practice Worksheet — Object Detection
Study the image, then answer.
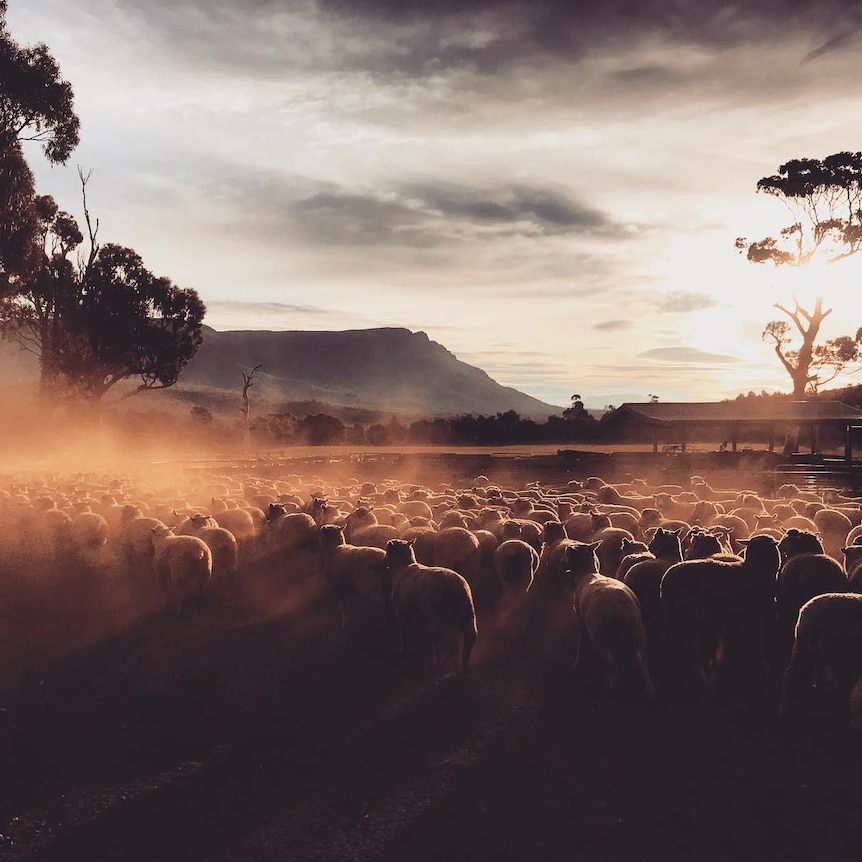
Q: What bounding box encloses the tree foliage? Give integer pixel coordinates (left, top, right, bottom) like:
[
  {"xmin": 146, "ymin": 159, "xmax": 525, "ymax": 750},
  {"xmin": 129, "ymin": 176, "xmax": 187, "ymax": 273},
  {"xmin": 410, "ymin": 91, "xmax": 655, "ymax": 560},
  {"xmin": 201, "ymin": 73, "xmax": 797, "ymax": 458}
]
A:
[
  {"xmin": 0, "ymin": 142, "xmax": 39, "ymax": 291},
  {"xmin": 737, "ymin": 152, "xmax": 862, "ymax": 397},
  {"xmin": 0, "ymin": 0, "xmax": 80, "ymax": 164},
  {"xmin": 1, "ymin": 181, "xmax": 206, "ymax": 401}
]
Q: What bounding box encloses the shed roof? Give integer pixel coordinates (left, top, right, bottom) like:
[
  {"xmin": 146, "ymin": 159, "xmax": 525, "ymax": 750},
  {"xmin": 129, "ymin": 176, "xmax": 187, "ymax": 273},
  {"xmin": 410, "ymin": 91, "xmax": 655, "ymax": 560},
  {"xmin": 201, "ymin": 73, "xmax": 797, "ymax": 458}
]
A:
[{"xmin": 614, "ymin": 401, "xmax": 862, "ymax": 424}]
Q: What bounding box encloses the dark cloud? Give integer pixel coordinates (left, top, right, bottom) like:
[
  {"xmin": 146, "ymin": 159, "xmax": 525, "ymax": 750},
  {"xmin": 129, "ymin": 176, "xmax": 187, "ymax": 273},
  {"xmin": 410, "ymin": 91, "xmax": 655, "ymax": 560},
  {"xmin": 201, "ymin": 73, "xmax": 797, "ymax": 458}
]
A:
[
  {"xmin": 402, "ymin": 182, "xmax": 613, "ymax": 233},
  {"xmin": 594, "ymin": 319, "xmax": 633, "ymax": 332},
  {"xmin": 111, "ymin": 0, "xmax": 862, "ymax": 82},
  {"xmin": 653, "ymin": 291, "xmax": 720, "ymax": 313},
  {"xmin": 199, "ymin": 168, "xmax": 621, "ymax": 248},
  {"xmin": 637, "ymin": 346, "xmax": 740, "ymax": 363}
]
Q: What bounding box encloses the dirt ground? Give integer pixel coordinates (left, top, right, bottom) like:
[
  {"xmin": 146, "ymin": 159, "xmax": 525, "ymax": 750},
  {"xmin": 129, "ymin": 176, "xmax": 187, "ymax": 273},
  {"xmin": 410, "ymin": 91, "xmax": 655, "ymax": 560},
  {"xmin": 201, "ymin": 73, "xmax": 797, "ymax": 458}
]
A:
[{"xmin": 2, "ymin": 535, "xmax": 861, "ymax": 862}]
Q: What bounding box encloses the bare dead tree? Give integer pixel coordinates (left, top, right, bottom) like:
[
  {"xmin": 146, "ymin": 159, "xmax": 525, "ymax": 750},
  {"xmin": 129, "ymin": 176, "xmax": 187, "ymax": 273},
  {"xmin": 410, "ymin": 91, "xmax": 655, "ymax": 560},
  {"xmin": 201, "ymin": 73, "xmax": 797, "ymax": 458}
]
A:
[{"xmin": 241, "ymin": 363, "xmax": 263, "ymax": 444}]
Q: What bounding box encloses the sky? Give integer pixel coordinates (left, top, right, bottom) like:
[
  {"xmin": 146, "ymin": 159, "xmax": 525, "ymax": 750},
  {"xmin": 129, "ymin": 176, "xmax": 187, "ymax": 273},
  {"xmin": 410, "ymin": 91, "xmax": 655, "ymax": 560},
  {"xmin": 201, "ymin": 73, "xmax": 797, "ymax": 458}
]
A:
[{"xmin": 8, "ymin": 0, "xmax": 862, "ymax": 410}]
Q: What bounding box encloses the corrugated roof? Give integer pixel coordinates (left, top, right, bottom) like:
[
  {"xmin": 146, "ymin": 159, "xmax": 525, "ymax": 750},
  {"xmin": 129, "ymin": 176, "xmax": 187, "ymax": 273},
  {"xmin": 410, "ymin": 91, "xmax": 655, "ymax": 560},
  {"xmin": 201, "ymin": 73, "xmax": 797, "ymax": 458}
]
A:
[{"xmin": 615, "ymin": 401, "xmax": 862, "ymax": 423}]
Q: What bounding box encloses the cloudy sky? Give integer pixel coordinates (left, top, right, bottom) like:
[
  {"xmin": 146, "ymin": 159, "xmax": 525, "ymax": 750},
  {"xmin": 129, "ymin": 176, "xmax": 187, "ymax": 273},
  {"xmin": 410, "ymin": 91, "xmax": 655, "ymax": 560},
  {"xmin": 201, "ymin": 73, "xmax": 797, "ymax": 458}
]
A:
[{"xmin": 9, "ymin": 0, "xmax": 862, "ymax": 408}]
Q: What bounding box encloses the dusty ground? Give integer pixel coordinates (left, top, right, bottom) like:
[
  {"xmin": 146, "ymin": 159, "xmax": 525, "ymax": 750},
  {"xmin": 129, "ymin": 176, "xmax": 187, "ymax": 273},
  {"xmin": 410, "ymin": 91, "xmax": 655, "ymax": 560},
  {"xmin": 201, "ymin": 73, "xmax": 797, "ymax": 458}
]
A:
[{"xmin": 2, "ymin": 542, "xmax": 861, "ymax": 862}]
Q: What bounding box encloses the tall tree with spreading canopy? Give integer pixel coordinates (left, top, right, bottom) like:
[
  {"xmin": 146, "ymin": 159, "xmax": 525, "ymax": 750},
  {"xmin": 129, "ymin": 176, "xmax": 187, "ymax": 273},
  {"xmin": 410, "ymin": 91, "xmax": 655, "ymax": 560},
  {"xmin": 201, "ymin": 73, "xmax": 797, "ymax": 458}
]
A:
[
  {"xmin": 736, "ymin": 152, "xmax": 862, "ymax": 397},
  {"xmin": 1, "ymin": 173, "xmax": 206, "ymax": 402}
]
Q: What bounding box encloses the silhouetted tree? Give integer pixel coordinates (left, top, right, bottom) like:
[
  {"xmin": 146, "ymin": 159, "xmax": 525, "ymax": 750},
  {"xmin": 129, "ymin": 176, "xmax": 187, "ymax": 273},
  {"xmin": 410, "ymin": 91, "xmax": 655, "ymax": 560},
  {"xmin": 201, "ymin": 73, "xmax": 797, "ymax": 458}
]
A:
[
  {"xmin": 0, "ymin": 1, "xmax": 79, "ymax": 164},
  {"xmin": 240, "ymin": 363, "xmax": 263, "ymax": 443},
  {"xmin": 0, "ymin": 0, "xmax": 79, "ymax": 301},
  {"xmin": 0, "ymin": 144, "xmax": 39, "ymax": 293},
  {"xmin": 1, "ymin": 175, "xmax": 206, "ymax": 402},
  {"xmin": 737, "ymin": 152, "xmax": 862, "ymax": 396}
]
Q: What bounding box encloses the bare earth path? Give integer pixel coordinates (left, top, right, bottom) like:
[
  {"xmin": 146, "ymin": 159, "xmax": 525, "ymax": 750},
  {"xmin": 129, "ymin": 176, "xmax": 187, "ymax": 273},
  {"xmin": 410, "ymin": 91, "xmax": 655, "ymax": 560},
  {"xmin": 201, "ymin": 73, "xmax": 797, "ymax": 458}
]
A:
[{"xmin": 2, "ymin": 565, "xmax": 861, "ymax": 862}]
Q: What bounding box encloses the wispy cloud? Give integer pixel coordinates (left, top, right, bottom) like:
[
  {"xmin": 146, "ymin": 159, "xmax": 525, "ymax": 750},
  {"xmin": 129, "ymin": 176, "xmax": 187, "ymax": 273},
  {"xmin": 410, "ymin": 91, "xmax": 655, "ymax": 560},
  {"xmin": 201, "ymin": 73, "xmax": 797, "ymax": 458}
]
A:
[
  {"xmin": 653, "ymin": 291, "xmax": 720, "ymax": 313},
  {"xmin": 637, "ymin": 347, "xmax": 741, "ymax": 364}
]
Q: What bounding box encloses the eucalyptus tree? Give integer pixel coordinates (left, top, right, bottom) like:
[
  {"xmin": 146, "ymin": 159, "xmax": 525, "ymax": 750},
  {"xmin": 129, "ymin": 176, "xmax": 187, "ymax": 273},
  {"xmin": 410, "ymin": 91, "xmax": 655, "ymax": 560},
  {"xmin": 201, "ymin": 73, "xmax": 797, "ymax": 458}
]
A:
[{"xmin": 736, "ymin": 152, "xmax": 862, "ymax": 397}]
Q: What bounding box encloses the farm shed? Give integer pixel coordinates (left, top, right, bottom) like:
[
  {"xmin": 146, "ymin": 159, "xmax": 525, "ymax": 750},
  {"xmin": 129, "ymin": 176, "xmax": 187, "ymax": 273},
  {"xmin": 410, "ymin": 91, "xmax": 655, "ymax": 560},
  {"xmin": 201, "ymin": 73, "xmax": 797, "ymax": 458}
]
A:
[{"xmin": 609, "ymin": 401, "xmax": 862, "ymax": 462}]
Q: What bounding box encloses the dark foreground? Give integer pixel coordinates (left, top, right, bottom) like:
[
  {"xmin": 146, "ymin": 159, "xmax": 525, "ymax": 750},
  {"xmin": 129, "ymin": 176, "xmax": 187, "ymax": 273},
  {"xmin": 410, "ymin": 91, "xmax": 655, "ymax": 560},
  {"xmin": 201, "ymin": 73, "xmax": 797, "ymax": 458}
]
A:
[{"xmin": 1, "ymin": 555, "xmax": 861, "ymax": 862}]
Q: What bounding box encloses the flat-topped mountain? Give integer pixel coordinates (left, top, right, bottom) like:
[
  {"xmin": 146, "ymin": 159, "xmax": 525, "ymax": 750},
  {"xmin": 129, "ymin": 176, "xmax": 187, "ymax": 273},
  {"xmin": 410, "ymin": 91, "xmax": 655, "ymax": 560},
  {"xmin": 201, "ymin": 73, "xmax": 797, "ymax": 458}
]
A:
[{"xmin": 180, "ymin": 326, "xmax": 560, "ymax": 420}]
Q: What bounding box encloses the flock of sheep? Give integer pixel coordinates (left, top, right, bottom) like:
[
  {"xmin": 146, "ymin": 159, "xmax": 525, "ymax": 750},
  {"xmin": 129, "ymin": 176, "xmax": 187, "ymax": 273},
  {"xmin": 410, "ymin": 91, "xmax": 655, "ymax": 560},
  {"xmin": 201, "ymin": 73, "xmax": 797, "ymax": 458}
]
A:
[{"xmin": 3, "ymin": 465, "xmax": 862, "ymax": 730}]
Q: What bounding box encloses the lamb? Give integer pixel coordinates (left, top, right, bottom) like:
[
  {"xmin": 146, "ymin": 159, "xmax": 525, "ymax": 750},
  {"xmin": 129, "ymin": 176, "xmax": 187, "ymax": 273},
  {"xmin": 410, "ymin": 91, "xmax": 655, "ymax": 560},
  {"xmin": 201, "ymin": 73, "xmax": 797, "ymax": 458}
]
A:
[
  {"xmin": 384, "ymin": 539, "xmax": 478, "ymax": 676},
  {"xmin": 151, "ymin": 525, "xmax": 212, "ymax": 616},
  {"xmin": 319, "ymin": 524, "xmax": 393, "ymax": 633},
  {"xmin": 781, "ymin": 592, "xmax": 862, "ymax": 722},
  {"xmin": 563, "ymin": 541, "xmax": 654, "ymax": 697},
  {"xmin": 660, "ymin": 534, "xmax": 781, "ymax": 691}
]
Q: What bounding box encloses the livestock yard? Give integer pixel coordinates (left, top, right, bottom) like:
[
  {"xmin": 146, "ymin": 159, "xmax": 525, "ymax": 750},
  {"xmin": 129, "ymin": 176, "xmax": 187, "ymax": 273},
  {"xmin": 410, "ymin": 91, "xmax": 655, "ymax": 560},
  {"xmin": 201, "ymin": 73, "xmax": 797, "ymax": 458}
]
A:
[{"xmin": 2, "ymin": 445, "xmax": 862, "ymax": 861}]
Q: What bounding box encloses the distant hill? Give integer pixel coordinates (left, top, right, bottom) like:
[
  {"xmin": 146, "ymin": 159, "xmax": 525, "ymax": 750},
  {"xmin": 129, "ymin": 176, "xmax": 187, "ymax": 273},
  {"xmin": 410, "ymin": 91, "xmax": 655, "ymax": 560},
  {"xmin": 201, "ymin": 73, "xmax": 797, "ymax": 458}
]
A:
[{"xmin": 178, "ymin": 326, "xmax": 561, "ymax": 421}]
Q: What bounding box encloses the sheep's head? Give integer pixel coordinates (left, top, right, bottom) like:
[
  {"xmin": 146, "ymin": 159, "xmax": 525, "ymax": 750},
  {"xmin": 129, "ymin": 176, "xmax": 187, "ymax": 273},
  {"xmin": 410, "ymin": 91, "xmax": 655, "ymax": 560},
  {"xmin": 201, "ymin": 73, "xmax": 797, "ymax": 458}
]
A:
[
  {"xmin": 648, "ymin": 527, "xmax": 682, "ymax": 559},
  {"xmin": 385, "ymin": 538, "xmax": 417, "ymax": 572},
  {"xmin": 777, "ymin": 528, "xmax": 823, "ymax": 562},
  {"xmin": 564, "ymin": 541, "xmax": 601, "ymax": 581},
  {"xmin": 319, "ymin": 523, "xmax": 346, "ymax": 552}
]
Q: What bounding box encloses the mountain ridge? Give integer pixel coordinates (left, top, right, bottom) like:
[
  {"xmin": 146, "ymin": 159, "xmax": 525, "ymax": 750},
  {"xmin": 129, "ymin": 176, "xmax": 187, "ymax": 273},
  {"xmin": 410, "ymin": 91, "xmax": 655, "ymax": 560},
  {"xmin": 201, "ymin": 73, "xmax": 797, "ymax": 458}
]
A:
[{"xmin": 178, "ymin": 325, "xmax": 560, "ymax": 421}]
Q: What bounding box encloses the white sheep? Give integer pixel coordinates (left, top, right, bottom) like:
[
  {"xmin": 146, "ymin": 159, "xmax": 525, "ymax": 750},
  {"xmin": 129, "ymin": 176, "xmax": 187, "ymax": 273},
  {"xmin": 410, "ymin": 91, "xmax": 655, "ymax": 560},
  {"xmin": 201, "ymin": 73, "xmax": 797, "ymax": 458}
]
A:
[
  {"xmin": 563, "ymin": 541, "xmax": 654, "ymax": 697},
  {"xmin": 433, "ymin": 526, "xmax": 482, "ymax": 588},
  {"xmin": 151, "ymin": 525, "xmax": 213, "ymax": 616},
  {"xmin": 319, "ymin": 524, "xmax": 393, "ymax": 633},
  {"xmin": 492, "ymin": 538, "xmax": 540, "ymax": 607},
  {"xmin": 384, "ymin": 538, "xmax": 478, "ymax": 677}
]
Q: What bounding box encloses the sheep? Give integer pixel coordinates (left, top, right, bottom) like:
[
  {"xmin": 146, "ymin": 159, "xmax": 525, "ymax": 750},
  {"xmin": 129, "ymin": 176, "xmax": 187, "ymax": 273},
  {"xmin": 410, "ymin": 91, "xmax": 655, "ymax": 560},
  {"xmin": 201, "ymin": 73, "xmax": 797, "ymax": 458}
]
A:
[
  {"xmin": 213, "ymin": 507, "xmax": 258, "ymax": 558},
  {"xmin": 623, "ymin": 527, "xmax": 683, "ymax": 669},
  {"xmin": 384, "ymin": 539, "xmax": 478, "ymax": 677},
  {"xmin": 781, "ymin": 592, "xmax": 862, "ymax": 722},
  {"xmin": 563, "ymin": 541, "xmax": 654, "ymax": 697},
  {"xmin": 68, "ymin": 510, "xmax": 109, "ymax": 552},
  {"xmin": 615, "ymin": 538, "xmax": 651, "ymax": 581},
  {"xmin": 812, "ymin": 508, "xmax": 853, "ymax": 561},
  {"xmin": 592, "ymin": 526, "xmax": 635, "ymax": 578},
  {"xmin": 318, "ymin": 524, "xmax": 393, "ymax": 634},
  {"xmin": 433, "ymin": 526, "xmax": 482, "ymax": 585},
  {"xmin": 263, "ymin": 505, "xmax": 319, "ymax": 557},
  {"xmin": 151, "ymin": 525, "xmax": 213, "ymax": 616},
  {"xmin": 343, "ymin": 506, "xmax": 400, "ymax": 549},
  {"xmin": 534, "ymin": 521, "xmax": 577, "ymax": 601},
  {"xmin": 774, "ymin": 551, "xmax": 847, "ymax": 666},
  {"xmin": 492, "ymin": 538, "xmax": 540, "ymax": 607},
  {"xmin": 778, "ymin": 528, "xmax": 824, "ymax": 563},
  {"xmin": 843, "ymin": 544, "xmax": 862, "ymax": 591},
  {"xmin": 660, "ymin": 534, "xmax": 781, "ymax": 692}
]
